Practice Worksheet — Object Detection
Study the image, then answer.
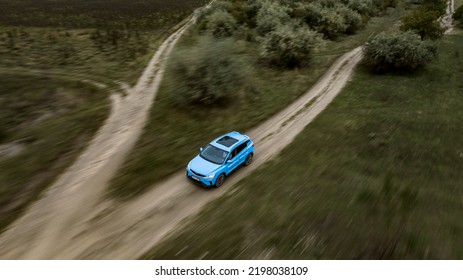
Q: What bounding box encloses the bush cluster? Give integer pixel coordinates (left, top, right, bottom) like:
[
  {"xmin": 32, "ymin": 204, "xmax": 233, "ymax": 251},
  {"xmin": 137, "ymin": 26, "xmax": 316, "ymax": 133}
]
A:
[
  {"xmin": 168, "ymin": 37, "xmax": 245, "ymax": 106},
  {"xmin": 454, "ymin": 5, "xmax": 463, "ymax": 28},
  {"xmin": 363, "ymin": 31, "xmax": 437, "ymax": 73},
  {"xmin": 260, "ymin": 24, "xmax": 321, "ymax": 68},
  {"xmin": 180, "ymin": 0, "xmax": 429, "ymax": 106},
  {"xmin": 255, "ymin": 0, "xmax": 291, "ymax": 35},
  {"xmin": 206, "ymin": 10, "xmax": 237, "ymax": 38},
  {"xmin": 400, "ymin": 0, "xmax": 446, "ymax": 40}
]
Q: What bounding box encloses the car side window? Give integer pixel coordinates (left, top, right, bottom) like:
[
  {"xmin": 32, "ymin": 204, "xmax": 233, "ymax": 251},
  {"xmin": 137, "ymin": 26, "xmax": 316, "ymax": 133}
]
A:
[
  {"xmin": 236, "ymin": 142, "xmax": 248, "ymax": 155},
  {"xmin": 229, "ymin": 141, "xmax": 250, "ymax": 161},
  {"xmin": 229, "ymin": 148, "xmax": 237, "ymax": 160}
]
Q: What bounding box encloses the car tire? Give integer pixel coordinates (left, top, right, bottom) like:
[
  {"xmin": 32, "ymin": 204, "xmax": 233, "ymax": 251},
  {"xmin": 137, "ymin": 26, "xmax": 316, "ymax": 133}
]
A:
[
  {"xmin": 244, "ymin": 153, "xmax": 253, "ymax": 166},
  {"xmin": 214, "ymin": 174, "xmax": 226, "ymax": 188}
]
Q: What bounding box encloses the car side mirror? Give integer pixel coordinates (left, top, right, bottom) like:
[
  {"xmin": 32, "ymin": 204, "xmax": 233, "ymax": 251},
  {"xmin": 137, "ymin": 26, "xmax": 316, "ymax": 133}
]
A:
[{"xmin": 200, "ymin": 147, "xmax": 203, "ymax": 153}]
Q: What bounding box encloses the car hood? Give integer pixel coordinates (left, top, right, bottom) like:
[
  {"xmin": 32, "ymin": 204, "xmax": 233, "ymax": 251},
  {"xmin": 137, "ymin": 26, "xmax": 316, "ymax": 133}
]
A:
[{"xmin": 189, "ymin": 155, "xmax": 220, "ymax": 176}]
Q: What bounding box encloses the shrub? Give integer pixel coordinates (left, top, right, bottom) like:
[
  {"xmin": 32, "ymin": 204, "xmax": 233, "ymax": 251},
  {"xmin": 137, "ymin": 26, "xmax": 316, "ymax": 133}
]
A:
[
  {"xmin": 206, "ymin": 10, "xmax": 237, "ymax": 38},
  {"xmin": 347, "ymin": 0, "xmax": 375, "ymax": 16},
  {"xmin": 168, "ymin": 37, "xmax": 245, "ymax": 106},
  {"xmin": 454, "ymin": 5, "xmax": 463, "ymax": 27},
  {"xmin": 337, "ymin": 4, "xmax": 363, "ymax": 34},
  {"xmin": 260, "ymin": 24, "xmax": 321, "ymax": 68},
  {"xmin": 401, "ymin": 8, "xmax": 444, "ymax": 40},
  {"xmin": 255, "ymin": 0, "xmax": 291, "ymax": 35},
  {"xmin": 372, "ymin": 0, "xmax": 398, "ymax": 12},
  {"xmin": 363, "ymin": 31, "xmax": 437, "ymax": 73},
  {"xmin": 211, "ymin": 0, "xmax": 234, "ymax": 13},
  {"xmin": 421, "ymin": 0, "xmax": 447, "ymax": 15},
  {"xmin": 234, "ymin": 25, "xmax": 257, "ymax": 42},
  {"xmin": 242, "ymin": 0, "xmax": 263, "ymax": 28},
  {"xmin": 305, "ymin": 3, "xmax": 348, "ymax": 39}
]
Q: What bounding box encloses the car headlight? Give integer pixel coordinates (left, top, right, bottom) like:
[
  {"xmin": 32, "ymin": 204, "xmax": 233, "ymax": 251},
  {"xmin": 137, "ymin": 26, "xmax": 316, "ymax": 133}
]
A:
[
  {"xmin": 187, "ymin": 163, "xmax": 191, "ymax": 170},
  {"xmin": 204, "ymin": 174, "xmax": 215, "ymax": 179}
]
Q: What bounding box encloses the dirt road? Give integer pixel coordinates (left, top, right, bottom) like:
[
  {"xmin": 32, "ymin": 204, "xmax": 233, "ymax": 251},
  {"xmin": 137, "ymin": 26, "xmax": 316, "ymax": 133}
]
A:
[{"xmin": 442, "ymin": 0, "xmax": 455, "ymax": 33}]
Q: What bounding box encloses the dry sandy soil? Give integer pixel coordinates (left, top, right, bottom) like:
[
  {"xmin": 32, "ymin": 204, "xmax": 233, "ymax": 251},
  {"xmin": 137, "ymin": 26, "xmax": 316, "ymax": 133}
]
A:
[{"xmin": 0, "ymin": 1, "xmax": 455, "ymax": 259}]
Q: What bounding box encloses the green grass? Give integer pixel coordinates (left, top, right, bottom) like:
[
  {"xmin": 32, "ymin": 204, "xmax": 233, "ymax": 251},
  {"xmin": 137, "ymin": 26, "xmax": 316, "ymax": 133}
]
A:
[
  {"xmin": 0, "ymin": 1, "xmax": 209, "ymax": 86},
  {"xmin": 456, "ymin": 0, "xmax": 463, "ymax": 9},
  {"xmin": 0, "ymin": 74, "xmax": 110, "ymax": 232},
  {"xmin": 0, "ymin": 0, "xmax": 208, "ymax": 231},
  {"xmin": 0, "ymin": 27, "xmax": 166, "ymax": 85},
  {"xmin": 0, "ymin": 0, "xmax": 208, "ymax": 30},
  {"xmin": 144, "ymin": 33, "xmax": 463, "ymax": 260},
  {"xmin": 109, "ymin": 5, "xmax": 408, "ymax": 200}
]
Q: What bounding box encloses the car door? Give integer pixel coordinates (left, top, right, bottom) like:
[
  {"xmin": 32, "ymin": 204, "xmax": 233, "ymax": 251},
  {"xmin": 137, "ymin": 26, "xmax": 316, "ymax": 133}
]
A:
[
  {"xmin": 228, "ymin": 142, "xmax": 247, "ymax": 172},
  {"xmin": 227, "ymin": 147, "xmax": 240, "ymax": 172},
  {"xmin": 236, "ymin": 141, "xmax": 249, "ymax": 165}
]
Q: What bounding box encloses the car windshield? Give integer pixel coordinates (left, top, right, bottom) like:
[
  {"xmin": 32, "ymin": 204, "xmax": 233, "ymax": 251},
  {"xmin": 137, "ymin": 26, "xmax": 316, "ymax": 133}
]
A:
[{"xmin": 200, "ymin": 145, "xmax": 228, "ymax": 165}]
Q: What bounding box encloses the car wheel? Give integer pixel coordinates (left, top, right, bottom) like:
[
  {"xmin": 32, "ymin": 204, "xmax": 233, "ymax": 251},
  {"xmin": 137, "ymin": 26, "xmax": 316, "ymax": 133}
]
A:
[
  {"xmin": 244, "ymin": 153, "xmax": 253, "ymax": 166},
  {"xmin": 215, "ymin": 174, "xmax": 226, "ymax": 188}
]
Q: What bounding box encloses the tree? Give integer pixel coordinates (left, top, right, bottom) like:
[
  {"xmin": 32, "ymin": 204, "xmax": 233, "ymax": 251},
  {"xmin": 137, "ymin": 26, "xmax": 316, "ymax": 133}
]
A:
[
  {"xmin": 454, "ymin": 5, "xmax": 463, "ymax": 28},
  {"xmin": 260, "ymin": 24, "xmax": 321, "ymax": 68},
  {"xmin": 400, "ymin": 8, "xmax": 444, "ymax": 40},
  {"xmin": 337, "ymin": 4, "xmax": 363, "ymax": 34},
  {"xmin": 206, "ymin": 10, "xmax": 237, "ymax": 38},
  {"xmin": 168, "ymin": 37, "xmax": 245, "ymax": 106},
  {"xmin": 346, "ymin": 0, "xmax": 375, "ymax": 16},
  {"xmin": 305, "ymin": 3, "xmax": 347, "ymax": 39},
  {"xmin": 372, "ymin": 0, "xmax": 398, "ymax": 12},
  {"xmin": 421, "ymin": 0, "xmax": 447, "ymax": 15},
  {"xmin": 363, "ymin": 31, "xmax": 437, "ymax": 73},
  {"xmin": 255, "ymin": 0, "xmax": 291, "ymax": 35}
]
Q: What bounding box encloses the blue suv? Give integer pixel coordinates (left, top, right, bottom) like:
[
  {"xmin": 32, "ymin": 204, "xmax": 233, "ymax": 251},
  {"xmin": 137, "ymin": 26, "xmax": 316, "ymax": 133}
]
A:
[{"xmin": 186, "ymin": 131, "xmax": 254, "ymax": 187}]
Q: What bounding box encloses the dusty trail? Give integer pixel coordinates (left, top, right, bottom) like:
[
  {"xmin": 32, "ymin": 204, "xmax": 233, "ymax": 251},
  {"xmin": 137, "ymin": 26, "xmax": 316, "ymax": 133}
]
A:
[
  {"xmin": 9, "ymin": 47, "xmax": 363, "ymax": 259},
  {"xmin": 442, "ymin": 0, "xmax": 455, "ymax": 33},
  {"xmin": 0, "ymin": 10, "xmax": 199, "ymax": 259}
]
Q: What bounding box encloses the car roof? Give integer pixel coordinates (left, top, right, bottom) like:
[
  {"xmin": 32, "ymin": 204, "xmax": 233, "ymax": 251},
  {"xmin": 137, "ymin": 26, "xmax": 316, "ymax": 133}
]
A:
[{"xmin": 210, "ymin": 131, "xmax": 249, "ymax": 152}]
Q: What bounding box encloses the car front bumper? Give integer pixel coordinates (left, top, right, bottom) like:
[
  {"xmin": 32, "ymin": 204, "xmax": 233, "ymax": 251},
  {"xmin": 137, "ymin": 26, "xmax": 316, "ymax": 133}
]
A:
[{"xmin": 186, "ymin": 168, "xmax": 215, "ymax": 187}]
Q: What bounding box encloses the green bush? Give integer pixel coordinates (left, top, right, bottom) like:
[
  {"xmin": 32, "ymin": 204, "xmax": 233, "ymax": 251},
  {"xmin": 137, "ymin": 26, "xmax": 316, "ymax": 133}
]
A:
[
  {"xmin": 211, "ymin": 0, "xmax": 234, "ymax": 13},
  {"xmin": 168, "ymin": 37, "xmax": 245, "ymax": 106},
  {"xmin": 255, "ymin": 0, "xmax": 291, "ymax": 35},
  {"xmin": 454, "ymin": 5, "xmax": 463, "ymax": 27},
  {"xmin": 401, "ymin": 8, "xmax": 444, "ymax": 40},
  {"xmin": 421, "ymin": 0, "xmax": 447, "ymax": 15},
  {"xmin": 363, "ymin": 31, "xmax": 437, "ymax": 73},
  {"xmin": 305, "ymin": 3, "xmax": 348, "ymax": 39},
  {"xmin": 372, "ymin": 0, "xmax": 398, "ymax": 12},
  {"xmin": 347, "ymin": 0, "xmax": 375, "ymax": 16},
  {"xmin": 260, "ymin": 24, "xmax": 321, "ymax": 68},
  {"xmin": 206, "ymin": 10, "xmax": 237, "ymax": 38},
  {"xmin": 234, "ymin": 25, "xmax": 257, "ymax": 42},
  {"xmin": 337, "ymin": 4, "xmax": 363, "ymax": 34}
]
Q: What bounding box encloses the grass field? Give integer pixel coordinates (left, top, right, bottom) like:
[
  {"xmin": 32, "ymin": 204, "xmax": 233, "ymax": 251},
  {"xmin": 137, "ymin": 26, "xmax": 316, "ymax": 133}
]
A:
[
  {"xmin": 0, "ymin": 0, "xmax": 207, "ymax": 231},
  {"xmin": 0, "ymin": 1, "xmax": 208, "ymax": 85},
  {"xmin": 0, "ymin": 27, "xmax": 166, "ymax": 86},
  {"xmin": 0, "ymin": 0, "xmax": 208, "ymax": 30},
  {"xmin": 0, "ymin": 74, "xmax": 110, "ymax": 232},
  {"xmin": 144, "ymin": 31, "xmax": 463, "ymax": 259},
  {"xmin": 109, "ymin": 5, "xmax": 408, "ymax": 199}
]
